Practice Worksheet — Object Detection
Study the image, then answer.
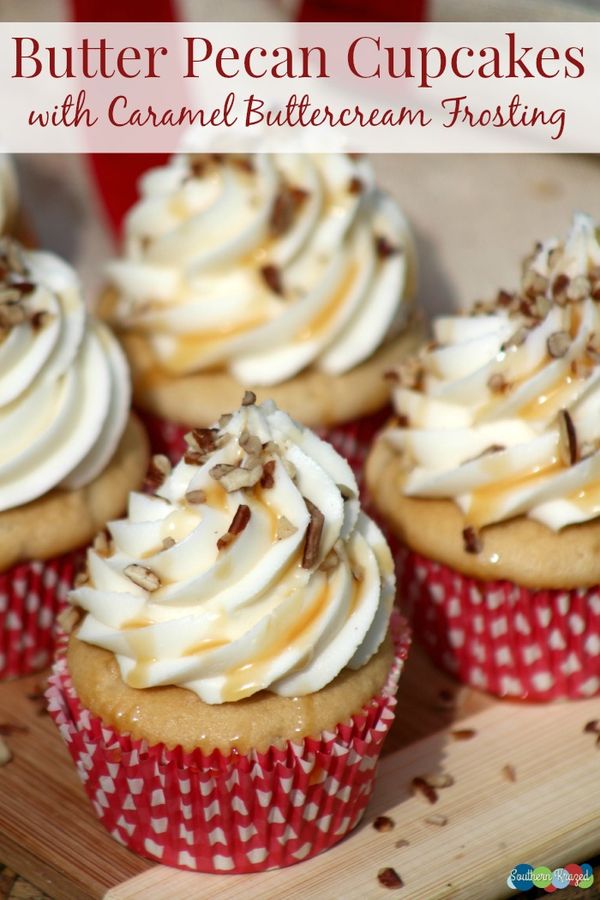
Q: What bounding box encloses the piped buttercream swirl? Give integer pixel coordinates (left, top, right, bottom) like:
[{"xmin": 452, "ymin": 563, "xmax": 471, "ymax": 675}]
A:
[
  {"xmin": 386, "ymin": 213, "xmax": 600, "ymax": 532},
  {"xmin": 71, "ymin": 398, "xmax": 394, "ymax": 703},
  {"xmin": 0, "ymin": 240, "xmax": 131, "ymax": 512},
  {"xmin": 105, "ymin": 153, "xmax": 415, "ymax": 385}
]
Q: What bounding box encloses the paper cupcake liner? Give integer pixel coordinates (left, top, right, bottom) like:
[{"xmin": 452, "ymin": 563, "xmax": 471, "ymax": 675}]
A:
[
  {"xmin": 0, "ymin": 551, "xmax": 83, "ymax": 680},
  {"xmin": 139, "ymin": 407, "xmax": 391, "ymax": 488},
  {"xmin": 399, "ymin": 549, "xmax": 600, "ymax": 701},
  {"xmin": 46, "ymin": 614, "xmax": 410, "ymax": 874}
]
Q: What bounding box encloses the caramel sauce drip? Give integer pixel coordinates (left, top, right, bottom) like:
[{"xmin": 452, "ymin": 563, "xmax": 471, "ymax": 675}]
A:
[{"xmin": 297, "ymin": 263, "xmax": 357, "ymax": 342}]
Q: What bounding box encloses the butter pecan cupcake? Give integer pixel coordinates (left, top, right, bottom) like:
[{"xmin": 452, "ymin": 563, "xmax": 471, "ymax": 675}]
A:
[
  {"xmin": 47, "ymin": 394, "xmax": 409, "ymax": 873},
  {"xmin": 99, "ymin": 153, "xmax": 421, "ymax": 474},
  {"xmin": 367, "ymin": 213, "xmax": 600, "ymax": 702},
  {"xmin": 0, "ymin": 238, "xmax": 149, "ymax": 679}
]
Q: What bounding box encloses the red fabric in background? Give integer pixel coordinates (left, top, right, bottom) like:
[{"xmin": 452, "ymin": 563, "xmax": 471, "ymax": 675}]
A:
[
  {"xmin": 72, "ymin": 0, "xmax": 427, "ymax": 235},
  {"xmin": 298, "ymin": 0, "xmax": 426, "ymax": 21},
  {"xmin": 70, "ymin": 0, "xmax": 175, "ymax": 235}
]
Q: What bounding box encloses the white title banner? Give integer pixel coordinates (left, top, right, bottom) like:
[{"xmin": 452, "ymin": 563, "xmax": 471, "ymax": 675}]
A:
[{"xmin": 0, "ymin": 21, "xmax": 598, "ymax": 152}]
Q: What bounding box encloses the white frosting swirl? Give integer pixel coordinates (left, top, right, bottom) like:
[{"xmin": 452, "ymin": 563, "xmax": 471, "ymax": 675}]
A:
[
  {"xmin": 106, "ymin": 153, "xmax": 414, "ymax": 385},
  {"xmin": 0, "ymin": 242, "xmax": 131, "ymax": 512},
  {"xmin": 72, "ymin": 399, "xmax": 394, "ymax": 704},
  {"xmin": 0, "ymin": 155, "xmax": 17, "ymax": 235},
  {"xmin": 387, "ymin": 213, "xmax": 600, "ymax": 531}
]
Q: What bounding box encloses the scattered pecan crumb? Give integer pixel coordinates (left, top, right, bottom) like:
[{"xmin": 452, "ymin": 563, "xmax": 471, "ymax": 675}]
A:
[
  {"xmin": 424, "ymin": 814, "xmax": 448, "ymax": 827},
  {"xmin": 557, "ymin": 409, "xmax": 578, "ymax": 466},
  {"xmin": 423, "ymin": 772, "xmax": 455, "ymax": 789},
  {"xmin": 0, "ymin": 737, "xmax": 12, "ymax": 767},
  {"xmin": 161, "ymin": 537, "xmax": 175, "ymax": 550},
  {"xmin": 261, "ymin": 264, "xmax": 283, "ymax": 295},
  {"xmin": 124, "ymin": 564, "xmax": 161, "ymax": 592},
  {"xmin": 410, "ymin": 776, "xmax": 438, "ymax": 804},
  {"xmin": 584, "ymin": 719, "xmax": 600, "ymax": 734},
  {"xmin": 462, "ymin": 526, "xmax": 482, "ymax": 555},
  {"xmin": 183, "ymin": 449, "xmax": 205, "ymax": 466},
  {"xmin": 57, "ymin": 606, "xmax": 81, "ymax": 635},
  {"xmin": 502, "ymin": 764, "xmax": 517, "ymax": 782},
  {"xmin": 552, "ymin": 273, "xmax": 570, "ymax": 297},
  {"xmin": 394, "ymin": 839, "xmax": 410, "ymax": 849},
  {"xmin": 276, "ymin": 515, "xmax": 298, "ymax": 541},
  {"xmin": 302, "ymin": 498, "xmax": 325, "ymax": 569},
  {"xmin": 188, "ymin": 428, "xmax": 218, "ymax": 453},
  {"xmin": 147, "ymin": 453, "xmax": 171, "ymax": 487},
  {"xmin": 74, "ymin": 570, "xmax": 88, "ymax": 588},
  {"xmin": 0, "ymin": 723, "xmax": 28, "ymax": 737},
  {"xmin": 373, "ymin": 815, "xmax": 395, "ymax": 832},
  {"xmin": 211, "ymin": 462, "xmax": 262, "ymax": 492},
  {"xmin": 501, "ymin": 327, "xmax": 529, "ymax": 352},
  {"xmin": 348, "ymin": 176, "xmax": 363, "ymax": 194},
  {"xmin": 377, "ymin": 868, "xmax": 404, "ymax": 889},
  {"xmin": 185, "ymin": 489, "xmax": 207, "ymax": 504},
  {"xmin": 496, "ymin": 289, "xmax": 514, "ymax": 306},
  {"xmin": 242, "ymin": 390, "xmax": 256, "ymax": 406},
  {"xmin": 260, "ymin": 459, "xmax": 276, "ymax": 489},
  {"xmin": 319, "ymin": 548, "xmax": 340, "ymax": 573},
  {"xmin": 547, "ymin": 330, "xmax": 570, "ymax": 359},
  {"xmin": 450, "ymin": 728, "xmax": 477, "ymax": 741},
  {"xmin": 217, "ymin": 504, "xmax": 251, "ymax": 551}
]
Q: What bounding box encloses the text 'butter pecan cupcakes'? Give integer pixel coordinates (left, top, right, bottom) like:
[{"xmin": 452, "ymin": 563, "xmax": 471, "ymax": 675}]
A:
[
  {"xmin": 47, "ymin": 393, "xmax": 410, "ymax": 873},
  {"xmin": 99, "ymin": 152, "xmax": 422, "ymax": 475},
  {"xmin": 0, "ymin": 238, "xmax": 149, "ymax": 679},
  {"xmin": 367, "ymin": 213, "xmax": 600, "ymax": 701}
]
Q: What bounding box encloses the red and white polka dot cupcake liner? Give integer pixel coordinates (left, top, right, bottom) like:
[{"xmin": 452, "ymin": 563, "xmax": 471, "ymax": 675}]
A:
[
  {"xmin": 139, "ymin": 407, "xmax": 392, "ymax": 491},
  {"xmin": 399, "ymin": 549, "xmax": 600, "ymax": 702},
  {"xmin": 46, "ymin": 615, "xmax": 410, "ymax": 874},
  {"xmin": 0, "ymin": 552, "xmax": 83, "ymax": 680}
]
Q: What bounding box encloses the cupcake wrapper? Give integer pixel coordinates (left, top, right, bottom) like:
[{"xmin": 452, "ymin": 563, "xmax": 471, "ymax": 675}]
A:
[
  {"xmin": 46, "ymin": 614, "xmax": 410, "ymax": 874},
  {"xmin": 139, "ymin": 407, "xmax": 391, "ymax": 488},
  {"xmin": 0, "ymin": 551, "xmax": 83, "ymax": 680},
  {"xmin": 400, "ymin": 549, "xmax": 600, "ymax": 701}
]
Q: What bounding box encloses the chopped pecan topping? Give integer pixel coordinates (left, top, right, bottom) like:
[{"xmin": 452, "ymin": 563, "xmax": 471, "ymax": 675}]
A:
[
  {"xmin": 183, "ymin": 449, "xmax": 206, "ymax": 466},
  {"xmin": 546, "ymin": 330, "xmax": 570, "ymax": 359},
  {"xmin": 187, "ymin": 428, "xmax": 218, "ymax": 454},
  {"xmin": 93, "ymin": 530, "xmax": 112, "ymax": 557},
  {"xmin": 124, "ymin": 564, "xmax": 161, "ymax": 592},
  {"xmin": 552, "ymin": 272, "xmax": 570, "ymax": 298},
  {"xmin": 462, "ymin": 526, "xmax": 482, "ymax": 554},
  {"xmin": 270, "ymin": 184, "xmax": 308, "ymax": 235},
  {"xmin": 239, "ymin": 428, "xmax": 262, "ymax": 456},
  {"xmin": 276, "ymin": 515, "xmax": 298, "ymax": 541},
  {"xmin": 487, "ymin": 372, "xmax": 508, "ymax": 394},
  {"xmin": 185, "ymin": 489, "xmax": 207, "ymax": 504},
  {"xmin": 501, "ymin": 327, "xmax": 528, "ymax": 352},
  {"xmin": 348, "ymin": 176, "xmax": 363, "ymax": 194},
  {"xmin": 161, "ymin": 537, "xmax": 176, "ymax": 550},
  {"xmin": 57, "ymin": 606, "xmax": 81, "ymax": 635},
  {"xmin": 260, "ymin": 264, "xmax": 283, "ymax": 295},
  {"xmin": 242, "ymin": 390, "xmax": 257, "ymax": 406},
  {"xmin": 302, "ymin": 498, "xmax": 325, "ymax": 569},
  {"xmin": 217, "ymin": 504, "xmax": 251, "ymax": 551},
  {"xmin": 210, "ymin": 462, "xmax": 262, "ymax": 492},
  {"xmin": 557, "ymin": 409, "xmax": 578, "ymax": 466},
  {"xmin": 260, "ymin": 459, "xmax": 276, "ymax": 489},
  {"xmin": 584, "ymin": 719, "xmax": 600, "ymax": 734},
  {"xmin": 450, "ymin": 728, "xmax": 477, "ymax": 740},
  {"xmin": 423, "ymin": 772, "xmax": 454, "ymax": 789},
  {"xmin": 496, "ymin": 289, "xmax": 514, "ymax": 307},
  {"xmin": 375, "ymin": 235, "xmax": 401, "ymax": 259},
  {"xmin": 147, "ymin": 453, "xmax": 171, "ymax": 488},
  {"xmin": 319, "ymin": 548, "xmax": 340, "ymax": 574},
  {"xmin": 567, "ymin": 275, "xmax": 591, "ymax": 301}
]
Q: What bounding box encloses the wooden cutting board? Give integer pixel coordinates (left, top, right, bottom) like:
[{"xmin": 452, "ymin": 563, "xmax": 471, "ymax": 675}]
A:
[{"xmin": 0, "ymin": 643, "xmax": 598, "ymax": 900}]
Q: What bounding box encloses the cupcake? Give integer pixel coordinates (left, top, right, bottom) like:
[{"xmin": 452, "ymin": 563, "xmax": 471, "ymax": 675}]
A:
[
  {"xmin": 367, "ymin": 213, "xmax": 600, "ymax": 702},
  {"xmin": 47, "ymin": 394, "xmax": 410, "ymax": 873},
  {"xmin": 99, "ymin": 152, "xmax": 421, "ymax": 474},
  {"xmin": 0, "ymin": 238, "xmax": 149, "ymax": 679}
]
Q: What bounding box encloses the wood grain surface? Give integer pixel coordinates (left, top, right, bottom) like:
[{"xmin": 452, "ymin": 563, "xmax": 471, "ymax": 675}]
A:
[{"xmin": 0, "ymin": 645, "xmax": 598, "ymax": 900}]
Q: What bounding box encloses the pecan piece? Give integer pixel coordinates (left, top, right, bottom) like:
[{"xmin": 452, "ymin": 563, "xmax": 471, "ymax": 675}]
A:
[
  {"xmin": 557, "ymin": 409, "xmax": 578, "ymax": 466},
  {"xmin": 147, "ymin": 453, "xmax": 171, "ymax": 488},
  {"xmin": 546, "ymin": 330, "xmax": 570, "ymax": 359},
  {"xmin": 124, "ymin": 564, "xmax": 161, "ymax": 592},
  {"xmin": 302, "ymin": 498, "xmax": 325, "ymax": 569},
  {"xmin": 260, "ymin": 264, "xmax": 283, "ymax": 295},
  {"xmin": 462, "ymin": 526, "xmax": 482, "ymax": 554},
  {"xmin": 377, "ymin": 868, "xmax": 404, "ymax": 889},
  {"xmin": 217, "ymin": 504, "xmax": 251, "ymax": 551}
]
